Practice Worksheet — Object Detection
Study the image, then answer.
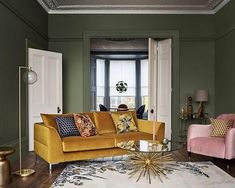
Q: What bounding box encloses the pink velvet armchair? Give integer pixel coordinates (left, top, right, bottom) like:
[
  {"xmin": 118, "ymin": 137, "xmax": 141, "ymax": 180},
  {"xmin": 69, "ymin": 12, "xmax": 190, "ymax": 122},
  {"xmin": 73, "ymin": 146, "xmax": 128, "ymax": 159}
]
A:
[{"xmin": 187, "ymin": 114, "xmax": 235, "ymax": 167}]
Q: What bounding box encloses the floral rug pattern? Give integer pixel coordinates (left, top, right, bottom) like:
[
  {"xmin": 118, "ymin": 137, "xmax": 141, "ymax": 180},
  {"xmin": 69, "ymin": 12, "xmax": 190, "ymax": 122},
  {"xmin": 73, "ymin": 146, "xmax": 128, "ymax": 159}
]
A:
[{"xmin": 50, "ymin": 160, "xmax": 234, "ymax": 187}]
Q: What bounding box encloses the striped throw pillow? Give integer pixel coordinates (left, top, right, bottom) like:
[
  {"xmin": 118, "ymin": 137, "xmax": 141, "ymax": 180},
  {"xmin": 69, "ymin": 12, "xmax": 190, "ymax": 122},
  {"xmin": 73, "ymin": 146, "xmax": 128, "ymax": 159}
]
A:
[{"xmin": 210, "ymin": 118, "xmax": 233, "ymax": 137}]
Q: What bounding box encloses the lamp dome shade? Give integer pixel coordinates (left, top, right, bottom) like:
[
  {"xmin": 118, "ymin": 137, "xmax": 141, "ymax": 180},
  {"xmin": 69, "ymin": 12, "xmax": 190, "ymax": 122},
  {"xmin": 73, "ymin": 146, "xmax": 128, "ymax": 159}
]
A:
[
  {"xmin": 23, "ymin": 70, "xmax": 37, "ymax": 84},
  {"xmin": 194, "ymin": 90, "xmax": 208, "ymax": 102}
]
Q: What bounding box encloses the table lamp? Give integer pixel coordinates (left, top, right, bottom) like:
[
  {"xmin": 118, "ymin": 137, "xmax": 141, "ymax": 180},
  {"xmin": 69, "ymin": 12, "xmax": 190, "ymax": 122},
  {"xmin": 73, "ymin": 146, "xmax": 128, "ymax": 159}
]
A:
[
  {"xmin": 15, "ymin": 66, "xmax": 37, "ymax": 177},
  {"xmin": 194, "ymin": 90, "xmax": 208, "ymax": 118}
]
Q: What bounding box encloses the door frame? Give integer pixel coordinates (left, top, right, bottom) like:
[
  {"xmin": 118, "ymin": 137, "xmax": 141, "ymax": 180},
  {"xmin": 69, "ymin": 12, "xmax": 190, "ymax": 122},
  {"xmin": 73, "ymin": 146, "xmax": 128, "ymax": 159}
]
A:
[{"xmin": 83, "ymin": 30, "xmax": 180, "ymax": 141}]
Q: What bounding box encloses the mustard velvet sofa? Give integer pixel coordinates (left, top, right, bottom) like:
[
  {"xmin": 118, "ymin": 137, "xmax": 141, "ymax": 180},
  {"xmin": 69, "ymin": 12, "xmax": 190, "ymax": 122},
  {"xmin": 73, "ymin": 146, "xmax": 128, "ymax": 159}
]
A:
[{"xmin": 34, "ymin": 111, "xmax": 165, "ymax": 173}]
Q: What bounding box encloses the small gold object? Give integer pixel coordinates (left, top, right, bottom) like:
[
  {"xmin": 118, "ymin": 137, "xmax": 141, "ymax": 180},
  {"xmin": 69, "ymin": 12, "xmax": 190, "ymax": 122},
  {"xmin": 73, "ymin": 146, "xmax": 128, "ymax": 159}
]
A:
[
  {"xmin": 14, "ymin": 169, "xmax": 35, "ymax": 177},
  {"xmin": 0, "ymin": 147, "xmax": 15, "ymax": 185}
]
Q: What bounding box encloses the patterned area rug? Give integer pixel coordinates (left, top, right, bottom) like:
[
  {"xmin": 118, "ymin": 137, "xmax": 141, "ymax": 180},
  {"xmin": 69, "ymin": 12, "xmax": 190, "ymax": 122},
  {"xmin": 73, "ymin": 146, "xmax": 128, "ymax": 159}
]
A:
[{"xmin": 51, "ymin": 160, "xmax": 235, "ymax": 188}]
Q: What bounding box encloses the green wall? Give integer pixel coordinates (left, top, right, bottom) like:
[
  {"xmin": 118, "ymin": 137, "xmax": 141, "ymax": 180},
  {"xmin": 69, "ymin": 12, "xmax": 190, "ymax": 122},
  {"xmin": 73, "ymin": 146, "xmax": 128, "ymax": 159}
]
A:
[
  {"xmin": 3, "ymin": 0, "xmax": 233, "ymax": 153},
  {"xmin": 0, "ymin": 0, "xmax": 48, "ymax": 154},
  {"xmin": 215, "ymin": 0, "xmax": 235, "ymax": 115},
  {"xmin": 48, "ymin": 14, "xmax": 215, "ymax": 141}
]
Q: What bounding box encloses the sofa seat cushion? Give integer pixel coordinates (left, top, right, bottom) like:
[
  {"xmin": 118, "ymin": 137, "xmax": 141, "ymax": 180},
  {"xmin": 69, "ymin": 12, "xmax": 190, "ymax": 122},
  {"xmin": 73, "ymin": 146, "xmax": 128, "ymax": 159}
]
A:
[
  {"xmin": 102, "ymin": 132, "xmax": 152, "ymax": 146},
  {"xmin": 62, "ymin": 135, "xmax": 115, "ymax": 152},
  {"xmin": 189, "ymin": 137, "xmax": 225, "ymax": 158}
]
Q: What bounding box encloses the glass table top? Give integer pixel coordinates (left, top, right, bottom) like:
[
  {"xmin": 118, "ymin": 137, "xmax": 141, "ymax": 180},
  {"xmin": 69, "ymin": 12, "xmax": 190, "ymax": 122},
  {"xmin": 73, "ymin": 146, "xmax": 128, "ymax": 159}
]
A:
[{"xmin": 117, "ymin": 140, "xmax": 180, "ymax": 153}]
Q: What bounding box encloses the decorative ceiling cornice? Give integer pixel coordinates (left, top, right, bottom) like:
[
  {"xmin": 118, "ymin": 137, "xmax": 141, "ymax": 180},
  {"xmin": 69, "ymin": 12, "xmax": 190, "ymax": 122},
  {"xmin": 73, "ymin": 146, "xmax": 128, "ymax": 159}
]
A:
[{"xmin": 37, "ymin": 0, "xmax": 231, "ymax": 14}]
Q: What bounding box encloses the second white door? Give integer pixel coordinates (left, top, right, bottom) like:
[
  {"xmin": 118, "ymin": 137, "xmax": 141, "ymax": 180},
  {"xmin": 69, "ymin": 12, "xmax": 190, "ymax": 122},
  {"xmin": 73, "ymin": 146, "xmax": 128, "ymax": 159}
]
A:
[{"xmin": 148, "ymin": 38, "xmax": 172, "ymax": 140}]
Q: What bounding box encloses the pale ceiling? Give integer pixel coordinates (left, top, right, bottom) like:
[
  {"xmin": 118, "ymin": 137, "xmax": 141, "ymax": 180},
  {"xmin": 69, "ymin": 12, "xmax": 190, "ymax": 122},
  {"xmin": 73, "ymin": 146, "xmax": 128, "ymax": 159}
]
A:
[{"xmin": 37, "ymin": 0, "xmax": 230, "ymax": 14}]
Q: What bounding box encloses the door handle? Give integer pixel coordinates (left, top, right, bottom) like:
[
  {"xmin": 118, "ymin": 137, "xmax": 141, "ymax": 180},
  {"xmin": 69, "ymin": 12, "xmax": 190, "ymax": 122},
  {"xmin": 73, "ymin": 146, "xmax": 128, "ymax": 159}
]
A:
[
  {"xmin": 150, "ymin": 109, "xmax": 154, "ymax": 114},
  {"xmin": 57, "ymin": 106, "xmax": 61, "ymax": 113}
]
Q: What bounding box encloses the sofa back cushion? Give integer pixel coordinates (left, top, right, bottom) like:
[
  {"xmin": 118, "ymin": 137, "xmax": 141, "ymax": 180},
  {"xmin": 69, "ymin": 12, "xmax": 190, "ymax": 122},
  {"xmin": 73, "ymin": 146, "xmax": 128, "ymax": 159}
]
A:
[
  {"xmin": 41, "ymin": 113, "xmax": 73, "ymax": 130},
  {"xmin": 41, "ymin": 112, "xmax": 95, "ymax": 131},
  {"xmin": 93, "ymin": 112, "xmax": 116, "ymax": 134},
  {"xmin": 217, "ymin": 114, "xmax": 235, "ymax": 128}
]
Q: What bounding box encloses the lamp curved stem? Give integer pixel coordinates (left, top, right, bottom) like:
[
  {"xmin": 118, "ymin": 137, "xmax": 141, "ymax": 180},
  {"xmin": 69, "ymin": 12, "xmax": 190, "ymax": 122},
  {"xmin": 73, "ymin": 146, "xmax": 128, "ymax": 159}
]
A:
[{"xmin": 15, "ymin": 66, "xmax": 35, "ymax": 177}]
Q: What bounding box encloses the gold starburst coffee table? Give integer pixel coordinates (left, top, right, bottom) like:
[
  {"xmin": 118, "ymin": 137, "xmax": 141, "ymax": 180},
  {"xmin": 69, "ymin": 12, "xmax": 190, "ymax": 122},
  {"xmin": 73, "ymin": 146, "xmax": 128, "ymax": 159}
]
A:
[{"xmin": 117, "ymin": 140, "xmax": 178, "ymax": 184}]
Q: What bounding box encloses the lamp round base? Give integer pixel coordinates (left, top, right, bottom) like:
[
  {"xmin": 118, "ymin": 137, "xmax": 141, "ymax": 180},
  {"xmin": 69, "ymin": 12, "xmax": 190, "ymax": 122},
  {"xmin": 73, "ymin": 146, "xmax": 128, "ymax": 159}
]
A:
[{"xmin": 14, "ymin": 169, "xmax": 35, "ymax": 177}]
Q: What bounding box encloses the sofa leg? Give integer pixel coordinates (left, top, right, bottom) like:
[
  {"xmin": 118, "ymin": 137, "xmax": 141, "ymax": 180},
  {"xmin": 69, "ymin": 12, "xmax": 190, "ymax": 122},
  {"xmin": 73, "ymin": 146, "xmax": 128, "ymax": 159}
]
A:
[
  {"xmin": 34, "ymin": 154, "xmax": 38, "ymax": 166},
  {"xmin": 188, "ymin": 152, "xmax": 191, "ymax": 160},
  {"xmin": 226, "ymin": 160, "xmax": 230, "ymax": 172},
  {"xmin": 49, "ymin": 164, "xmax": 52, "ymax": 174}
]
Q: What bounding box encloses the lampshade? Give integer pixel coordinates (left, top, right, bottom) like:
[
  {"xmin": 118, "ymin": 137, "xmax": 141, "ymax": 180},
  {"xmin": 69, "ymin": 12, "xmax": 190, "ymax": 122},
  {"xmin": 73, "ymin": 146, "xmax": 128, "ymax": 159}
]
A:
[
  {"xmin": 23, "ymin": 69, "xmax": 37, "ymax": 84},
  {"xmin": 194, "ymin": 90, "xmax": 208, "ymax": 102}
]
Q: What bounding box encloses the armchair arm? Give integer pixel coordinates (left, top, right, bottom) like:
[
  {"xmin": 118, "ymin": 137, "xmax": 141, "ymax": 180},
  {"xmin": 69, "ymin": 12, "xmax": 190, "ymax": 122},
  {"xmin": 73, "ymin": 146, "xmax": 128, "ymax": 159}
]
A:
[
  {"xmin": 34, "ymin": 123, "xmax": 64, "ymax": 163},
  {"xmin": 137, "ymin": 119, "xmax": 165, "ymax": 142},
  {"xmin": 225, "ymin": 128, "xmax": 235, "ymax": 159},
  {"xmin": 187, "ymin": 124, "xmax": 211, "ymax": 150}
]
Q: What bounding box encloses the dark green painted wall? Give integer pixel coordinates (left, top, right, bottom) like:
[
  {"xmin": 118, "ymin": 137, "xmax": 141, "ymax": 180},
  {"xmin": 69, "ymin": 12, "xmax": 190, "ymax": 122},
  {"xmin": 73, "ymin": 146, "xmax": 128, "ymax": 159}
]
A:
[
  {"xmin": 0, "ymin": 0, "xmax": 48, "ymax": 154},
  {"xmin": 48, "ymin": 14, "xmax": 215, "ymax": 141},
  {"xmin": 215, "ymin": 1, "xmax": 235, "ymax": 115},
  {"xmin": 2, "ymin": 0, "xmax": 233, "ymax": 153}
]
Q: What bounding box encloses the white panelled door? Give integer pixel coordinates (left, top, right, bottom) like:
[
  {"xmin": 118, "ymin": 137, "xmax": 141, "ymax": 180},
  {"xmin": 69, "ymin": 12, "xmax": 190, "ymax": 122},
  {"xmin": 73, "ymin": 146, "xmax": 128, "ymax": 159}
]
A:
[
  {"xmin": 157, "ymin": 39, "xmax": 172, "ymax": 140},
  {"xmin": 28, "ymin": 48, "xmax": 62, "ymax": 151},
  {"xmin": 148, "ymin": 38, "xmax": 158, "ymax": 121},
  {"xmin": 148, "ymin": 38, "xmax": 172, "ymax": 140}
]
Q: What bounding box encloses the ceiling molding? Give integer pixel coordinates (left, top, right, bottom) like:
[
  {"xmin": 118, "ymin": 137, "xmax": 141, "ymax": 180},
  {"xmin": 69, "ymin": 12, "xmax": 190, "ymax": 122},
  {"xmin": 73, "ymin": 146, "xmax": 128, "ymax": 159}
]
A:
[{"xmin": 37, "ymin": 0, "xmax": 231, "ymax": 14}]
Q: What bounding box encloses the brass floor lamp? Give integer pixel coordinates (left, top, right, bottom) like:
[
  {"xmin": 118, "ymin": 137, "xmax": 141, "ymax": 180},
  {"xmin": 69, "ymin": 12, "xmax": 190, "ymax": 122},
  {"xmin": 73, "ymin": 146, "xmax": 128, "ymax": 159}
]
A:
[{"xmin": 14, "ymin": 66, "xmax": 37, "ymax": 177}]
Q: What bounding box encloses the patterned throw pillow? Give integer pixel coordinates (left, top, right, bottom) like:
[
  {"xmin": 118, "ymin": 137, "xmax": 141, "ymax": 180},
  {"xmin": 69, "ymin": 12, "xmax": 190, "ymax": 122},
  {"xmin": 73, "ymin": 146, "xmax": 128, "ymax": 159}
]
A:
[
  {"xmin": 210, "ymin": 118, "xmax": 233, "ymax": 137},
  {"xmin": 55, "ymin": 116, "xmax": 80, "ymax": 138},
  {"xmin": 111, "ymin": 112, "xmax": 138, "ymax": 134},
  {"xmin": 73, "ymin": 114, "xmax": 97, "ymax": 137}
]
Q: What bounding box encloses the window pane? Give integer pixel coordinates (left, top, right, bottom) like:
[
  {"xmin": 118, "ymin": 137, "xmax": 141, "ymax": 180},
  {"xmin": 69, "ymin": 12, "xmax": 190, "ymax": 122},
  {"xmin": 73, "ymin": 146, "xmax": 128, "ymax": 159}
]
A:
[
  {"xmin": 109, "ymin": 60, "xmax": 136, "ymax": 108},
  {"xmin": 96, "ymin": 59, "xmax": 105, "ymax": 97},
  {"xmin": 96, "ymin": 59, "xmax": 105, "ymax": 110},
  {"xmin": 96, "ymin": 97, "xmax": 104, "ymax": 111},
  {"xmin": 141, "ymin": 59, "xmax": 148, "ymax": 110},
  {"xmin": 110, "ymin": 97, "xmax": 135, "ymax": 108}
]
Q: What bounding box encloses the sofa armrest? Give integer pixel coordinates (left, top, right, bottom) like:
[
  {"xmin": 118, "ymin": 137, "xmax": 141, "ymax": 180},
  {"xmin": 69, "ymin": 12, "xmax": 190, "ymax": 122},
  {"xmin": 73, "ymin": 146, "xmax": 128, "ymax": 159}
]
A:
[
  {"xmin": 137, "ymin": 119, "xmax": 165, "ymax": 142},
  {"xmin": 225, "ymin": 128, "xmax": 235, "ymax": 159},
  {"xmin": 34, "ymin": 123, "xmax": 63, "ymax": 163},
  {"xmin": 187, "ymin": 124, "xmax": 211, "ymax": 151}
]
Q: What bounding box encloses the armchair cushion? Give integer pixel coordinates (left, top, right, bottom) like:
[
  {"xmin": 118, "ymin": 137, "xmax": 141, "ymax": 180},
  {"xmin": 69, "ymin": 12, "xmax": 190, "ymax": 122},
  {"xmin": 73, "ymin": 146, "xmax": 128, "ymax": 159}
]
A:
[{"xmin": 210, "ymin": 118, "xmax": 233, "ymax": 137}]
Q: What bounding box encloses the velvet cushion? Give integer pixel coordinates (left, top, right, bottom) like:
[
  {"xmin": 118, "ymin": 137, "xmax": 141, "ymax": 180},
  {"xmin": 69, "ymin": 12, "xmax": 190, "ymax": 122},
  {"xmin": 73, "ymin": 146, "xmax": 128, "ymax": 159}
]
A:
[
  {"xmin": 41, "ymin": 113, "xmax": 73, "ymax": 130},
  {"xmin": 62, "ymin": 135, "xmax": 115, "ymax": 152},
  {"xmin": 93, "ymin": 112, "xmax": 116, "ymax": 134},
  {"xmin": 210, "ymin": 118, "xmax": 233, "ymax": 137},
  {"xmin": 111, "ymin": 112, "xmax": 138, "ymax": 134},
  {"xmin": 113, "ymin": 132, "xmax": 152, "ymax": 145},
  {"xmin": 55, "ymin": 116, "xmax": 80, "ymax": 138},
  {"xmin": 111, "ymin": 111, "xmax": 138, "ymax": 126},
  {"xmin": 74, "ymin": 114, "xmax": 97, "ymax": 137}
]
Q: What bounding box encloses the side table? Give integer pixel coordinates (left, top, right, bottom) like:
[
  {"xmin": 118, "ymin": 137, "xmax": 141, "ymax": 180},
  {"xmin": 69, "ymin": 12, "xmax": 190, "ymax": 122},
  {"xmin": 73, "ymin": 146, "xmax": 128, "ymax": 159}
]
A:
[{"xmin": 0, "ymin": 147, "xmax": 15, "ymax": 185}]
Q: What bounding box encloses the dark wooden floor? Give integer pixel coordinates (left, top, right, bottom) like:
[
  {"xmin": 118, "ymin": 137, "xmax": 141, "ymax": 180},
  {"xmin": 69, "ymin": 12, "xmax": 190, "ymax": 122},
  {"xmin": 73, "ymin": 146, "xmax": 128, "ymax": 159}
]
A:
[{"xmin": 2, "ymin": 149, "xmax": 235, "ymax": 188}]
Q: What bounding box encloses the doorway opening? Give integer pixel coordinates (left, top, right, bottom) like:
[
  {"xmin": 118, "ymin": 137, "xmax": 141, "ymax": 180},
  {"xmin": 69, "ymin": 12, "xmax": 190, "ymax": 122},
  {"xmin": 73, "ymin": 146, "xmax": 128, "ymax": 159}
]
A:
[
  {"xmin": 90, "ymin": 37, "xmax": 172, "ymax": 140},
  {"xmin": 90, "ymin": 38, "xmax": 148, "ymax": 117}
]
